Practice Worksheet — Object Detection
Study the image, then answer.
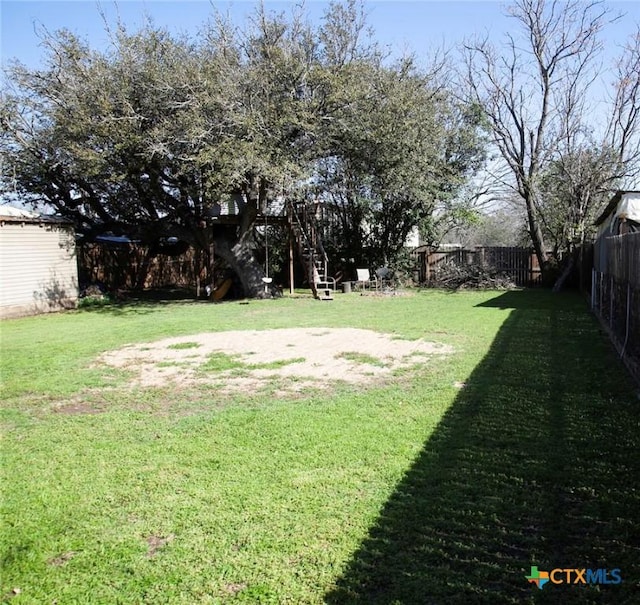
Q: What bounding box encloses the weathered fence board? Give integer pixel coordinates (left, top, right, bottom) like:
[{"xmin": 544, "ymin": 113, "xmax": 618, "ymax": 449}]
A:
[
  {"xmin": 605, "ymin": 233, "xmax": 640, "ymax": 287},
  {"xmin": 414, "ymin": 246, "xmax": 541, "ymax": 287},
  {"xmin": 78, "ymin": 243, "xmax": 202, "ymax": 292},
  {"xmin": 592, "ymin": 232, "xmax": 640, "ymax": 382}
]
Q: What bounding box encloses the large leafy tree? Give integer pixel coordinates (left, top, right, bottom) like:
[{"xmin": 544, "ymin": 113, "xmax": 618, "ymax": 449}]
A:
[
  {"xmin": 1, "ymin": 10, "xmax": 320, "ymax": 297},
  {"xmin": 1, "ymin": 1, "xmax": 486, "ymax": 295},
  {"xmin": 538, "ymin": 147, "xmax": 621, "ymax": 259},
  {"xmin": 315, "ymin": 74, "xmax": 486, "ymax": 269},
  {"xmin": 309, "ymin": 4, "xmax": 486, "ymax": 270}
]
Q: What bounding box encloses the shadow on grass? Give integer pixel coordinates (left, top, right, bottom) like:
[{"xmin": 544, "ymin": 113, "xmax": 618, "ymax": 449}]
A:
[
  {"xmin": 77, "ymin": 288, "xmax": 208, "ymax": 316},
  {"xmin": 326, "ymin": 290, "xmax": 640, "ymax": 604}
]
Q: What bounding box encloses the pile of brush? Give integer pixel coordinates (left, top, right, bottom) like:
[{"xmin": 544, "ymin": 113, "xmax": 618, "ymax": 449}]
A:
[{"xmin": 429, "ymin": 259, "xmax": 517, "ymax": 290}]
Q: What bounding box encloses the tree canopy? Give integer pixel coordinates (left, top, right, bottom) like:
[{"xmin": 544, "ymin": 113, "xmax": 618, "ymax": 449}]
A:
[{"xmin": 1, "ymin": 1, "xmax": 486, "ymax": 296}]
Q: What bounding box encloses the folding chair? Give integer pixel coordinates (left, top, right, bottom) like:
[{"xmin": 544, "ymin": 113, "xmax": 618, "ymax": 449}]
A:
[
  {"xmin": 313, "ymin": 267, "xmax": 336, "ymax": 300},
  {"xmin": 355, "ymin": 268, "xmax": 378, "ymax": 291}
]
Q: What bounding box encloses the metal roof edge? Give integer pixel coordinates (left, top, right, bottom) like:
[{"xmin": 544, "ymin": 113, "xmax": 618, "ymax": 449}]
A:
[
  {"xmin": 594, "ymin": 190, "xmax": 640, "ymax": 226},
  {"xmin": 0, "ymin": 214, "xmax": 74, "ymax": 225}
]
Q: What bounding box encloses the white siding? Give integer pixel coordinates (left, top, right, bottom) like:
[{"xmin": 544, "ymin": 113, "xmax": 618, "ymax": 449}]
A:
[{"xmin": 0, "ymin": 221, "xmax": 78, "ymax": 318}]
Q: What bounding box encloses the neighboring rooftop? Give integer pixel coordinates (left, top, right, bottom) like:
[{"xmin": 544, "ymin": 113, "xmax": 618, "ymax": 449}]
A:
[
  {"xmin": 0, "ymin": 205, "xmax": 72, "ymax": 224},
  {"xmin": 594, "ymin": 190, "xmax": 640, "ymax": 226}
]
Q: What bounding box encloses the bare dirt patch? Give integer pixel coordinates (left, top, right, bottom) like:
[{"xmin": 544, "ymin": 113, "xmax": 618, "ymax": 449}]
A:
[
  {"xmin": 222, "ymin": 583, "xmax": 248, "ymax": 596},
  {"xmin": 53, "ymin": 402, "xmax": 104, "ymax": 415},
  {"xmin": 146, "ymin": 534, "xmax": 174, "ymax": 558},
  {"xmin": 97, "ymin": 328, "xmax": 452, "ymax": 394},
  {"xmin": 47, "ymin": 551, "xmax": 77, "ymax": 566}
]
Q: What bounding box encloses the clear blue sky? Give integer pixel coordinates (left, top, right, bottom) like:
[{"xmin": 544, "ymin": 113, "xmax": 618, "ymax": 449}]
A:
[
  {"xmin": 2, "ymin": 1, "xmax": 638, "ymax": 73},
  {"xmin": 0, "ymin": 1, "xmax": 513, "ymax": 70}
]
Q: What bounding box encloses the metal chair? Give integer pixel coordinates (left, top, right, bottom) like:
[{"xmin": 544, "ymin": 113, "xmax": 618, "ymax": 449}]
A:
[
  {"xmin": 355, "ymin": 268, "xmax": 378, "ymax": 291},
  {"xmin": 313, "ymin": 268, "xmax": 336, "ymax": 300}
]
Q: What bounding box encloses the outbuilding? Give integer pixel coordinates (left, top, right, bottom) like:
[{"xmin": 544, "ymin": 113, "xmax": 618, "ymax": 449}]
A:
[
  {"xmin": 0, "ymin": 206, "xmax": 78, "ymax": 318},
  {"xmin": 594, "ymin": 190, "xmax": 640, "ymax": 238},
  {"xmin": 593, "ymin": 190, "xmax": 640, "ymax": 275}
]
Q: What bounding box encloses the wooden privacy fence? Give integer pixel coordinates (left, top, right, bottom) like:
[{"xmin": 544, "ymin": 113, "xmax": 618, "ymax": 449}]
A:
[
  {"xmin": 594, "ymin": 231, "xmax": 640, "ymax": 287},
  {"xmin": 414, "ymin": 246, "xmax": 542, "ymax": 287},
  {"xmin": 592, "ymin": 232, "xmax": 640, "ymax": 382},
  {"xmin": 77, "ymin": 243, "xmax": 202, "ymax": 292}
]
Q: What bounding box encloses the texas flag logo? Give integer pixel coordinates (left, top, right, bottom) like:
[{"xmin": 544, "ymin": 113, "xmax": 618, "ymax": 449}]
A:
[{"xmin": 526, "ymin": 566, "xmax": 550, "ymax": 589}]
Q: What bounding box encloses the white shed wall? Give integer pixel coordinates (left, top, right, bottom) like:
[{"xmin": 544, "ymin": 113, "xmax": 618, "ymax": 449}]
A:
[{"xmin": 0, "ymin": 221, "xmax": 78, "ymax": 318}]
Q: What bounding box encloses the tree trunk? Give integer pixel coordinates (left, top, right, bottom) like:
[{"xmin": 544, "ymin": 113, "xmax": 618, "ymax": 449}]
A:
[
  {"xmin": 137, "ymin": 182, "xmax": 274, "ymax": 299},
  {"xmin": 523, "ymin": 191, "xmax": 549, "ymax": 280},
  {"xmin": 213, "ymin": 230, "xmax": 271, "ymax": 298},
  {"xmin": 210, "ymin": 187, "xmax": 274, "ymax": 298},
  {"xmin": 552, "ymin": 256, "xmax": 574, "ymax": 293}
]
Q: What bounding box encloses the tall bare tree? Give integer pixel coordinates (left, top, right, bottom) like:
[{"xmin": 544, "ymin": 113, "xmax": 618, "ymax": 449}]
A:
[
  {"xmin": 606, "ymin": 27, "xmax": 640, "ymax": 177},
  {"xmin": 463, "ymin": 0, "xmax": 611, "ymax": 279},
  {"xmin": 542, "ymin": 24, "xmax": 640, "ymax": 260}
]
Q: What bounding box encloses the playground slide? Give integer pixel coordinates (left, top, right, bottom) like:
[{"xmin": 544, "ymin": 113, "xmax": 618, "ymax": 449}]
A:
[{"xmin": 212, "ymin": 278, "xmax": 233, "ymax": 301}]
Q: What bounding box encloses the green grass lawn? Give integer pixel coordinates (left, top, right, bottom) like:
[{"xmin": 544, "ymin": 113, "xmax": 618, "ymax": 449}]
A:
[{"xmin": 1, "ymin": 290, "xmax": 638, "ymax": 604}]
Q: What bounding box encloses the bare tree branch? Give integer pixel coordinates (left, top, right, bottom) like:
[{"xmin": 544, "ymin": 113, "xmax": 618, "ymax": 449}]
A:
[{"xmin": 462, "ymin": 0, "xmax": 612, "ymax": 277}]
